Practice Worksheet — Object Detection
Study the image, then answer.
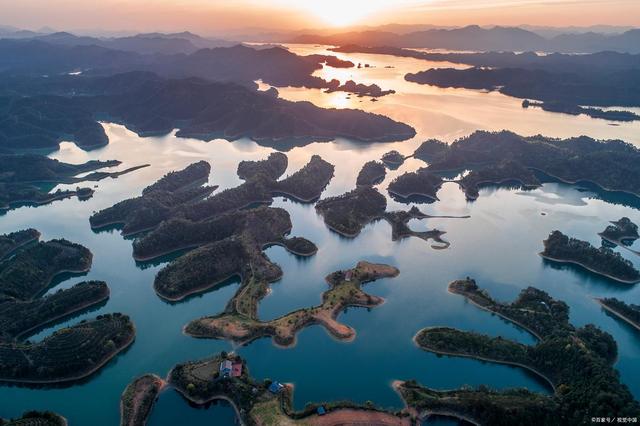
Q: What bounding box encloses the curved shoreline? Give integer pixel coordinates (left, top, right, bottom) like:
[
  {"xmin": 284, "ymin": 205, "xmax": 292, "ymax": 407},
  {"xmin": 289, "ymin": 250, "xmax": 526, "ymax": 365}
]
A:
[
  {"xmin": 119, "ymin": 374, "xmax": 166, "ymax": 426},
  {"xmin": 598, "ymin": 233, "xmax": 640, "ymax": 257},
  {"xmin": 14, "ymin": 288, "xmax": 111, "ymax": 341},
  {"xmin": 388, "ymin": 189, "xmax": 439, "ymax": 202},
  {"xmin": 412, "ymin": 331, "xmax": 557, "ymax": 393},
  {"xmin": 156, "ymin": 272, "xmax": 242, "ymax": 302},
  {"xmin": 595, "ymin": 298, "xmax": 640, "ymax": 332},
  {"xmin": 447, "ymin": 286, "xmax": 543, "ymax": 341},
  {"xmin": 0, "ymin": 325, "xmax": 136, "ymax": 385},
  {"xmin": 539, "ymin": 253, "xmax": 640, "ymax": 284},
  {"xmin": 0, "ymin": 233, "xmax": 40, "ymax": 260},
  {"xmin": 457, "ymin": 178, "xmax": 540, "ymax": 200}
]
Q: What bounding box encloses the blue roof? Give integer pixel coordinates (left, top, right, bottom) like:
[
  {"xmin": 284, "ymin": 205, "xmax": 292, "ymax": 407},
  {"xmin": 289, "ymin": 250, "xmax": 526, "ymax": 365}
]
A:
[
  {"xmin": 268, "ymin": 382, "xmax": 283, "ymax": 393},
  {"xmin": 317, "ymin": 406, "xmax": 326, "ymax": 415}
]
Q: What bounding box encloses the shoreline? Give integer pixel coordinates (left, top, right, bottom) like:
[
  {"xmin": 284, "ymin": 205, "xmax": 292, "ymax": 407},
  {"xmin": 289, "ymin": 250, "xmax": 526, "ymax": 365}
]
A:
[
  {"xmin": 0, "ymin": 232, "xmax": 41, "ymax": 260},
  {"xmin": 388, "ymin": 189, "xmax": 440, "ymax": 202},
  {"xmin": 0, "ymin": 325, "xmax": 135, "ymax": 385},
  {"xmin": 14, "ymin": 288, "xmax": 110, "ymax": 341},
  {"xmin": 412, "ymin": 331, "xmax": 557, "ymax": 393},
  {"xmin": 598, "ymin": 233, "xmax": 640, "ymax": 257},
  {"xmin": 595, "ymin": 298, "xmax": 640, "ymax": 332},
  {"xmin": 156, "ymin": 272, "xmax": 242, "ymax": 302},
  {"xmin": 447, "ymin": 286, "xmax": 543, "ymax": 341},
  {"xmin": 539, "ymin": 253, "xmax": 640, "ymax": 284}
]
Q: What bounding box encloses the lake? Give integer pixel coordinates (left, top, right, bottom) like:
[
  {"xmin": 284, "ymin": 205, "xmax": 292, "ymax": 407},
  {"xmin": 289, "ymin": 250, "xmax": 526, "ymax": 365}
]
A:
[{"xmin": 1, "ymin": 45, "xmax": 639, "ymax": 425}]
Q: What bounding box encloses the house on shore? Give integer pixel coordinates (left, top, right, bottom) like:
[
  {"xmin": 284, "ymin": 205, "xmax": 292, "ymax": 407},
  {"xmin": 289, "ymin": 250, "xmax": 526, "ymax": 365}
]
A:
[{"xmin": 220, "ymin": 360, "xmax": 233, "ymax": 377}]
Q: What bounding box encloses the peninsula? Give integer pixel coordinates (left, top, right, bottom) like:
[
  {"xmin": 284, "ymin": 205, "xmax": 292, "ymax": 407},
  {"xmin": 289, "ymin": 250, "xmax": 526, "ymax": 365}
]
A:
[
  {"xmin": 120, "ymin": 374, "xmax": 165, "ymax": 426},
  {"xmin": 1, "ymin": 411, "xmax": 67, "ymax": 426},
  {"xmin": 184, "ymin": 261, "xmax": 399, "ymax": 347},
  {"xmin": 413, "ymin": 278, "xmax": 639, "ymax": 424},
  {"xmin": 599, "ymin": 217, "xmax": 639, "ymax": 254},
  {"xmin": 413, "ymin": 130, "xmax": 640, "ymax": 198},
  {"xmin": 356, "ymin": 161, "xmax": 386, "ymax": 186},
  {"xmin": 457, "ymin": 160, "xmax": 541, "ymax": 200},
  {"xmin": 596, "ymin": 298, "xmax": 640, "ymax": 332},
  {"xmin": 159, "ymin": 353, "xmax": 411, "ymax": 426},
  {"xmin": 0, "ymin": 154, "xmax": 145, "ymax": 211},
  {"xmin": 148, "ymin": 207, "xmax": 315, "ymax": 301},
  {"xmin": 540, "ymin": 230, "xmax": 640, "ymax": 284},
  {"xmin": 315, "ymin": 186, "xmax": 387, "ymax": 237},
  {"xmin": 90, "ymin": 161, "xmax": 218, "ymax": 236},
  {"xmin": 0, "ymin": 233, "xmax": 134, "ymax": 385},
  {"xmin": 0, "ymin": 229, "xmax": 40, "ymax": 260},
  {"xmin": 522, "ymin": 100, "xmax": 640, "ymax": 122},
  {"xmin": 0, "ymin": 313, "xmax": 135, "ymax": 384},
  {"xmin": 387, "ymin": 168, "xmax": 443, "ymax": 202}
]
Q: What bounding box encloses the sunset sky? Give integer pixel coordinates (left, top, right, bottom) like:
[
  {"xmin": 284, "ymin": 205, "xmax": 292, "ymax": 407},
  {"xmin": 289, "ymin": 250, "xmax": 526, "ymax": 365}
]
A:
[{"xmin": 1, "ymin": 0, "xmax": 639, "ymax": 34}]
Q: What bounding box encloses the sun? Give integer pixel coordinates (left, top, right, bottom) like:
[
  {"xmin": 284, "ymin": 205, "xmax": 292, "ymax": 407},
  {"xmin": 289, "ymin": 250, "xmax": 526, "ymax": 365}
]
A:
[{"xmin": 302, "ymin": 0, "xmax": 388, "ymax": 27}]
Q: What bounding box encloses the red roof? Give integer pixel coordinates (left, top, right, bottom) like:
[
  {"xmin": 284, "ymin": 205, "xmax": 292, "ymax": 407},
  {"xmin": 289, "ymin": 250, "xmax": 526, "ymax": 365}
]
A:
[{"xmin": 231, "ymin": 363, "xmax": 243, "ymax": 377}]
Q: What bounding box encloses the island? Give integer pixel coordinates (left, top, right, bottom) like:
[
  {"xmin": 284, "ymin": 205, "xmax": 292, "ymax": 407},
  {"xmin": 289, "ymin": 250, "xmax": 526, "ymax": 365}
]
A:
[
  {"xmin": 271, "ymin": 155, "xmax": 335, "ymax": 202},
  {"xmin": 381, "ymin": 150, "xmax": 408, "ymax": 168},
  {"xmin": 0, "ymin": 313, "xmax": 135, "ymax": 384},
  {"xmin": 0, "ymin": 411, "xmax": 68, "ymax": 426},
  {"xmin": 387, "ymin": 168, "xmax": 443, "ymax": 202},
  {"xmin": 157, "ymin": 352, "xmax": 412, "ymax": 426},
  {"xmin": 184, "ymin": 261, "xmax": 399, "ymax": 347},
  {"xmin": 0, "ymin": 154, "xmax": 146, "ymax": 211},
  {"xmin": 0, "ymin": 281, "xmax": 110, "ymax": 342},
  {"xmin": 457, "ymin": 160, "xmax": 541, "ymax": 200},
  {"xmin": 383, "ymin": 207, "xmax": 457, "ymax": 249},
  {"xmin": 0, "ymin": 229, "xmax": 40, "ymax": 260},
  {"xmin": 599, "ymin": 217, "xmax": 639, "ymax": 255},
  {"xmin": 315, "ymin": 187, "xmax": 387, "ymax": 237},
  {"xmin": 356, "ymin": 161, "xmax": 386, "ymax": 186},
  {"xmin": 395, "ymin": 380, "xmax": 557, "ymax": 426},
  {"xmin": 596, "ymin": 298, "xmax": 640, "ymax": 332},
  {"xmin": 0, "ymin": 239, "xmax": 93, "ymax": 301},
  {"xmin": 522, "ymin": 100, "xmax": 639, "ymax": 122},
  {"xmin": 412, "ymin": 278, "xmax": 639, "ymax": 424},
  {"xmin": 540, "ymin": 230, "xmax": 640, "ymax": 284},
  {"xmin": 237, "ymin": 152, "xmax": 288, "ymax": 181},
  {"xmin": 412, "ymin": 130, "xmax": 640, "ymax": 198},
  {"xmin": 0, "ymin": 233, "xmax": 134, "ymax": 385},
  {"xmin": 120, "ymin": 374, "xmax": 165, "ymax": 426},
  {"xmin": 0, "ymin": 71, "xmax": 415, "ymax": 151},
  {"xmin": 90, "ymin": 161, "xmax": 218, "ymax": 236},
  {"xmin": 93, "ymin": 154, "xmax": 335, "ymax": 236}
]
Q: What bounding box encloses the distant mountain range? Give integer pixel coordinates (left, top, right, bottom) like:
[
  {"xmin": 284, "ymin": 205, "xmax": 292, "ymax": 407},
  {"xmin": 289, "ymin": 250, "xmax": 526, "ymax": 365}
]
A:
[
  {"xmin": 0, "ymin": 29, "xmax": 234, "ymax": 54},
  {"xmin": 290, "ymin": 25, "xmax": 640, "ymax": 54}
]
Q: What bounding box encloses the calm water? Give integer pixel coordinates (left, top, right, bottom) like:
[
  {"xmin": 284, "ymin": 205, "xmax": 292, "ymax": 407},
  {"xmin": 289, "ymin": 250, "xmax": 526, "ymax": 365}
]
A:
[{"xmin": 1, "ymin": 46, "xmax": 639, "ymax": 425}]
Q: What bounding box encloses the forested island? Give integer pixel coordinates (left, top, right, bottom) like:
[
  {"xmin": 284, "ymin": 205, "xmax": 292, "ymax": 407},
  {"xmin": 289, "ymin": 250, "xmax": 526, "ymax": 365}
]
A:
[
  {"xmin": 457, "ymin": 160, "xmax": 541, "ymax": 200},
  {"xmin": 0, "ymin": 411, "xmax": 67, "ymax": 426},
  {"xmin": 412, "ymin": 130, "xmax": 640, "ymax": 197},
  {"xmin": 522, "ymin": 100, "xmax": 640, "ymax": 122},
  {"xmin": 0, "ymin": 233, "xmax": 134, "ymax": 385},
  {"xmin": 315, "ymin": 186, "xmax": 387, "ymax": 237},
  {"xmin": 0, "ymin": 154, "xmax": 144, "ymax": 211},
  {"xmin": 540, "ymin": 230, "xmax": 640, "ymax": 284},
  {"xmin": 333, "ymin": 46, "xmax": 640, "ymax": 110},
  {"xmin": 596, "ymin": 298, "xmax": 640, "ymax": 332},
  {"xmin": 120, "ymin": 374, "xmax": 165, "ymax": 426},
  {"xmin": 0, "ymin": 229, "xmax": 40, "ymax": 260},
  {"xmin": 387, "ymin": 168, "xmax": 443, "ymax": 201},
  {"xmin": 599, "ymin": 217, "xmax": 639, "ymax": 251},
  {"xmin": 412, "ymin": 278, "xmax": 639, "ymax": 424},
  {"xmin": 89, "ymin": 161, "xmax": 218, "ymax": 236},
  {"xmin": 184, "ymin": 261, "xmax": 399, "ymax": 347},
  {"xmin": 0, "ymin": 313, "xmax": 134, "ymax": 384},
  {"xmin": 0, "ymin": 239, "xmax": 92, "ymax": 301},
  {"xmin": 92, "ymin": 154, "xmax": 335, "ymax": 236},
  {"xmin": 0, "ymin": 71, "xmax": 414, "ymax": 151},
  {"xmin": 356, "ymin": 161, "xmax": 386, "ymax": 186},
  {"xmin": 381, "ymin": 150, "xmax": 408, "ymax": 168}
]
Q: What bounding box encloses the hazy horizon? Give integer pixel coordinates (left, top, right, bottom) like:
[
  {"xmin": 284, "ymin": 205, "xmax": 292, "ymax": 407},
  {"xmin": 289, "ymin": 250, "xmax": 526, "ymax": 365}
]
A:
[{"xmin": 1, "ymin": 0, "xmax": 639, "ymax": 37}]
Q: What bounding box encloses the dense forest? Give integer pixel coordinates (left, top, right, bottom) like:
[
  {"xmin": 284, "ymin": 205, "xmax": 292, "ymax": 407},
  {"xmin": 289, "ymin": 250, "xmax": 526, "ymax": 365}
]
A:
[
  {"xmin": 541, "ymin": 230, "xmax": 640, "ymax": 283},
  {"xmin": 415, "ymin": 280, "xmax": 639, "ymax": 424}
]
